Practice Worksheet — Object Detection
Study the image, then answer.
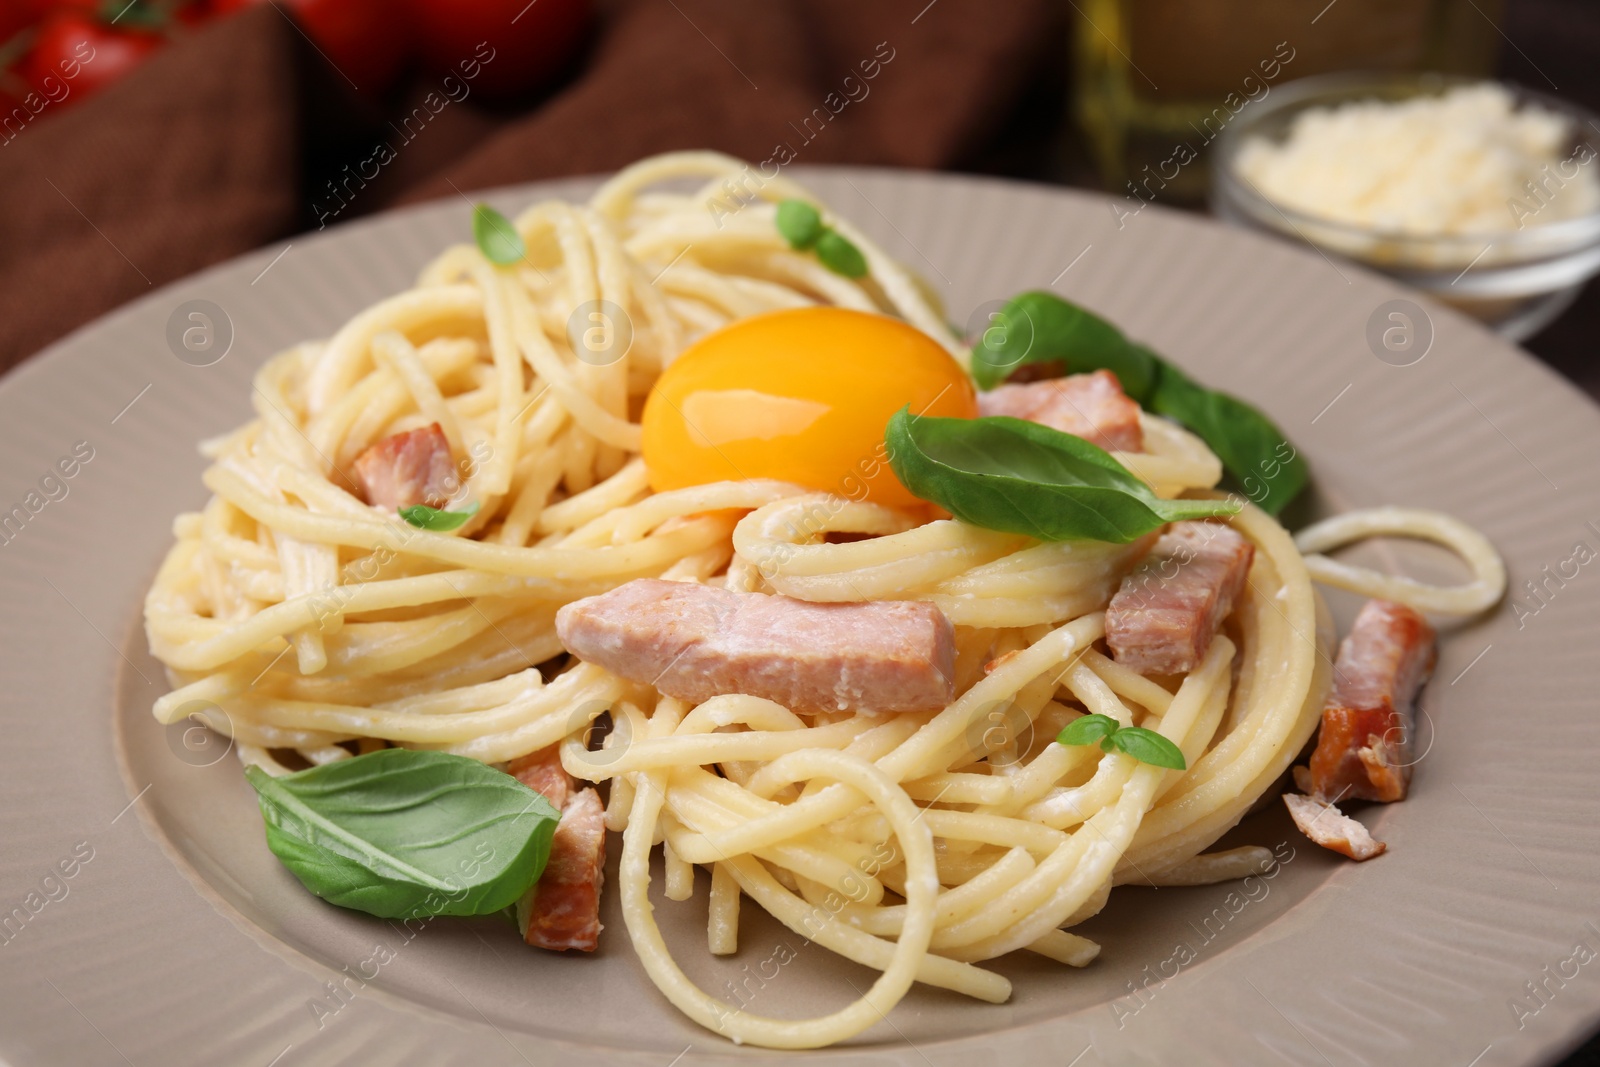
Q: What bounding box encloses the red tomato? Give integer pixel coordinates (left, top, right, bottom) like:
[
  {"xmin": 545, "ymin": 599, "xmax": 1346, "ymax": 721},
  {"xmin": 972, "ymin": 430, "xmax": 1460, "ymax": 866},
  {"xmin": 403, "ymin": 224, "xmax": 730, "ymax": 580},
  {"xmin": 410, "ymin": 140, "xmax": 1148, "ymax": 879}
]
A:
[
  {"xmin": 19, "ymin": 12, "xmax": 160, "ymax": 106},
  {"xmin": 2, "ymin": 6, "xmax": 36, "ymax": 46},
  {"xmin": 211, "ymin": 0, "xmax": 408, "ymax": 96},
  {"xmin": 406, "ymin": 0, "xmax": 590, "ymax": 100}
]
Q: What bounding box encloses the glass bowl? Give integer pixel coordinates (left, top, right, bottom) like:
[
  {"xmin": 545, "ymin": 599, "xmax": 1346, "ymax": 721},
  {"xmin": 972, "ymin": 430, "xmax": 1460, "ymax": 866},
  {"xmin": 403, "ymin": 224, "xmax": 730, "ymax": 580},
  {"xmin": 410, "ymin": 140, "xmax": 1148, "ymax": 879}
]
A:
[{"xmin": 1210, "ymin": 71, "xmax": 1600, "ymax": 341}]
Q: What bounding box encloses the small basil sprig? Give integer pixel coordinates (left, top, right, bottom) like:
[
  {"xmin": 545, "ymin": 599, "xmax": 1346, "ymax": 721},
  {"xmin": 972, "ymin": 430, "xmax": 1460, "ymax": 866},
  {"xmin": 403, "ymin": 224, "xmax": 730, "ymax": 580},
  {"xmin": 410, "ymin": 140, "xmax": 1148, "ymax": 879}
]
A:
[
  {"xmin": 776, "ymin": 200, "xmax": 824, "ymax": 249},
  {"xmin": 969, "ymin": 291, "xmax": 1307, "ymax": 515},
  {"xmin": 473, "ymin": 204, "xmax": 525, "ymax": 266},
  {"xmin": 1057, "ymin": 713, "xmax": 1187, "ymax": 770},
  {"xmin": 775, "ymin": 198, "xmax": 868, "ymax": 278},
  {"xmin": 244, "ymin": 749, "xmax": 561, "ymax": 920},
  {"xmin": 400, "ymin": 500, "xmax": 479, "ymax": 531},
  {"xmin": 885, "ymin": 408, "xmax": 1238, "ymax": 544}
]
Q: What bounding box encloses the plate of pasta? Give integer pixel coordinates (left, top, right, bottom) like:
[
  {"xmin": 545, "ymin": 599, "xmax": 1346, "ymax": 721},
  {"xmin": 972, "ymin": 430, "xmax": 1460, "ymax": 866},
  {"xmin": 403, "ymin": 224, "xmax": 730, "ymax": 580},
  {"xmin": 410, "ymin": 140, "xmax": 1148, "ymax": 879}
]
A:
[{"xmin": 4, "ymin": 153, "xmax": 1600, "ymax": 1067}]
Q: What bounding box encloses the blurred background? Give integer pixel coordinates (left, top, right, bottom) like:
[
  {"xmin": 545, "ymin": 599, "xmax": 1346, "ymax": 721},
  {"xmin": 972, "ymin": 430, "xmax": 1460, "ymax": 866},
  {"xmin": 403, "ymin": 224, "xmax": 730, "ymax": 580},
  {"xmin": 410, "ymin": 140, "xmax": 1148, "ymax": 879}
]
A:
[
  {"xmin": 1, "ymin": 1, "xmax": 1597, "ymax": 1060},
  {"xmin": 3, "ymin": 0, "xmax": 1598, "ymax": 394}
]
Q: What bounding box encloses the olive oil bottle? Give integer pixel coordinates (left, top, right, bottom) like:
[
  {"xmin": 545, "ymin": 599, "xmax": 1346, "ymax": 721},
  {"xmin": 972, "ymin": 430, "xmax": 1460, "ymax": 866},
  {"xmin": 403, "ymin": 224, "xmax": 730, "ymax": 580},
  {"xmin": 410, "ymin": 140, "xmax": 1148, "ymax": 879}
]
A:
[{"xmin": 1072, "ymin": 0, "xmax": 1505, "ymax": 202}]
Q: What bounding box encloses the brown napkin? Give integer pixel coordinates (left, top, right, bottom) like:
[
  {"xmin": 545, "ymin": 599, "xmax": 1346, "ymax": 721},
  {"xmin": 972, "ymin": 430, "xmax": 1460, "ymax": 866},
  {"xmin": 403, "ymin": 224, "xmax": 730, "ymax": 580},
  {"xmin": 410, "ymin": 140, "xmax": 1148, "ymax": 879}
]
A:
[
  {"xmin": 0, "ymin": 0, "xmax": 1052, "ymax": 376},
  {"xmin": 0, "ymin": 7, "xmax": 302, "ymax": 373},
  {"xmin": 401, "ymin": 0, "xmax": 1055, "ymax": 199}
]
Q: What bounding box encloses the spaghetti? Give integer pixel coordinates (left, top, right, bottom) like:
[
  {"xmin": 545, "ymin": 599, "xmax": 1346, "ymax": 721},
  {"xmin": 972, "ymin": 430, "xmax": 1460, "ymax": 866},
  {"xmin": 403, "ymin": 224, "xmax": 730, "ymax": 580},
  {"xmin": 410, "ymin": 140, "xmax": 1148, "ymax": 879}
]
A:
[{"xmin": 143, "ymin": 151, "xmax": 1504, "ymax": 1049}]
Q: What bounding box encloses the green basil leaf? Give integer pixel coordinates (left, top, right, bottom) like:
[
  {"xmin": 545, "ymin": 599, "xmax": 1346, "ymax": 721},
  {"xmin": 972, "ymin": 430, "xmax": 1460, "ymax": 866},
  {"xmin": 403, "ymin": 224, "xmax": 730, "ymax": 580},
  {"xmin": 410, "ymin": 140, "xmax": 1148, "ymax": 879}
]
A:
[
  {"xmin": 1149, "ymin": 361, "xmax": 1308, "ymax": 516},
  {"xmin": 399, "ymin": 500, "xmax": 479, "ymax": 531},
  {"xmin": 244, "ymin": 749, "xmax": 560, "ymax": 920},
  {"xmin": 775, "ymin": 199, "xmax": 824, "ymax": 250},
  {"xmin": 473, "ymin": 203, "xmax": 525, "ymax": 266},
  {"xmin": 1102, "ymin": 726, "xmax": 1188, "ymax": 770},
  {"xmin": 885, "ymin": 409, "xmax": 1239, "ymax": 543},
  {"xmin": 971, "ymin": 291, "xmax": 1157, "ymax": 398},
  {"xmin": 815, "ymin": 230, "xmax": 868, "ymax": 278},
  {"xmin": 1056, "ymin": 713, "xmax": 1120, "ymax": 747}
]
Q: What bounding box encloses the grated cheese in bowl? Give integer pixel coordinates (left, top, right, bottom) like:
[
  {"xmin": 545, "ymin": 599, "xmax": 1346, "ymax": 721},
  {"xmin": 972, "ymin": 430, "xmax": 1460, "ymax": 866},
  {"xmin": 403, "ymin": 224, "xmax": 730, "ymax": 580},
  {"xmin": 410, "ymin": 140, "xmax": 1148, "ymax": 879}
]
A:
[
  {"xmin": 1235, "ymin": 83, "xmax": 1599, "ymax": 238},
  {"xmin": 1212, "ymin": 75, "xmax": 1600, "ymax": 338}
]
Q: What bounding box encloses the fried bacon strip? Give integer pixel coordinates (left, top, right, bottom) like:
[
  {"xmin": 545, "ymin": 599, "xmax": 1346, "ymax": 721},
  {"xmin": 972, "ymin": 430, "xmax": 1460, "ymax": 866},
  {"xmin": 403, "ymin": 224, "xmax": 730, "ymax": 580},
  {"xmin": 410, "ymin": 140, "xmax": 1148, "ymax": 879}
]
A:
[
  {"xmin": 506, "ymin": 746, "xmax": 605, "ymax": 952},
  {"xmin": 1309, "ymin": 599, "xmax": 1436, "ymax": 803},
  {"xmin": 352, "ymin": 423, "xmax": 456, "ymax": 510},
  {"xmin": 1284, "ymin": 793, "xmax": 1387, "ymax": 862}
]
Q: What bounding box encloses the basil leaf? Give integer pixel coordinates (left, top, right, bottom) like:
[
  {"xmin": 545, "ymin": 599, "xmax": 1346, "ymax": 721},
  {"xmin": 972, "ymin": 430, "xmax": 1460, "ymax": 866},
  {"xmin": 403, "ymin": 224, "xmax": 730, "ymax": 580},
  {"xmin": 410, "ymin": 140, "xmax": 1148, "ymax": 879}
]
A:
[
  {"xmin": 473, "ymin": 203, "xmax": 525, "ymax": 266},
  {"xmin": 971, "ymin": 291, "xmax": 1157, "ymax": 398},
  {"xmin": 885, "ymin": 409, "xmax": 1238, "ymax": 543},
  {"xmin": 1057, "ymin": 713, "xmax": 1120, "ymax": 747},
  {"xmin": 399, "ymin": 500, "xmax": 479, "ymax": 531},
  {"xmin": 775, "ymin": 199, "xmax": 824, "ymax": 250},
  {"xmin": 244, "ymin": 749, "xmax": 560, "ymax": 920},
  {"xmin": 815, "ymin": 230, "xmax": 868, "ymax": 278},
  {"xmin": 1149, "ymin": 361, "xmax": 1308, "ymax": 516},
  {"xmin": 1102, "ymin": 727, "xmax": 1188, "ymax": 770}
]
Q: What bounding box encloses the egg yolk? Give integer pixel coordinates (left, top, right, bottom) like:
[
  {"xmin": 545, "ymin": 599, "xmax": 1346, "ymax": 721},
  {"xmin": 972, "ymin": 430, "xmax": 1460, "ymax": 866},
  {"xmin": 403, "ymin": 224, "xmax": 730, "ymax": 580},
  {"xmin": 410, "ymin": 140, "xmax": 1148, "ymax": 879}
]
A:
[{"xmin": 641, "ymin": 307, "xmax": 977, "ymax": 507}]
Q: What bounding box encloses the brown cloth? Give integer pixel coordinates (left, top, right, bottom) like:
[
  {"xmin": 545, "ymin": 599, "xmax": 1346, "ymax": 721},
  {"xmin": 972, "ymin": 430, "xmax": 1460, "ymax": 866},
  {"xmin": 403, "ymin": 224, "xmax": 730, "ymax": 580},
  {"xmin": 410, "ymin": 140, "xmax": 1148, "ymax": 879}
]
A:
[{"xmin": 0, "ymin": 0, "xmax": 1053, "ymax": 375}]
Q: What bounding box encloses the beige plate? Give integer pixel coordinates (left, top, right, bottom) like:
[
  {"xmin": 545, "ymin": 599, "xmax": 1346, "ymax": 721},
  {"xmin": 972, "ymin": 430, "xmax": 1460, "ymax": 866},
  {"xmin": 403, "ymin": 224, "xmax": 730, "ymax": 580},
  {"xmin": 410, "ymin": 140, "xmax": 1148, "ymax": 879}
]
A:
[{"xmin": 2, "ymin": 169, "xmax": 1599, "ymax": 1067}]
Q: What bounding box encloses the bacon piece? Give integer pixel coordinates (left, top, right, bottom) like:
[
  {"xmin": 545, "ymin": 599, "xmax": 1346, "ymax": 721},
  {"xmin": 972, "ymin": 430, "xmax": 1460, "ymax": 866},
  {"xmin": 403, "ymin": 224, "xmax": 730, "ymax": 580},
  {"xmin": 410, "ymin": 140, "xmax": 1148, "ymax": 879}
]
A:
[
  {"xmin": 555, "ymin": 579, "xmax": 955, "ymax": 713},
  {"xmin": 520, "ymin": 788, "xmax": 606, "ymax": 952},
  {"xmin": 1284, "ymin": 793, "xmax": 1386, "ymax": 861},
  {"xmin": 506, "ymin": 745, "xmax": 573, "ymax": 811},
  {"xmin": 977, "ymin": 370, "xmax": 1144, "ymax": 453},
  {"xmin": 1105, "ymin": 521, "xmax": 1254, "ymax": 675},
  {"xmin": 1309, "ymin": 600, "xmax": 1436, "ymax": 803},
  {"xmin": 352, "ymin": 423, "xmax": 457, "ymax": 511}
]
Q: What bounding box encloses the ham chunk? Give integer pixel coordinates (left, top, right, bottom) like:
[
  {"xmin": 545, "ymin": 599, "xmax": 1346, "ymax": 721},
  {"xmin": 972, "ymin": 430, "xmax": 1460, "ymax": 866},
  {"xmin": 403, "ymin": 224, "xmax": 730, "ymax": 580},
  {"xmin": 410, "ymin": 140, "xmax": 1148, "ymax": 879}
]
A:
[
  {"xmin": 555, "ymin": 579, "xmax": 955, "ymax": 713},
  {"xmin": 519, "ymin": 788, "xmax": 606, "ymax": 952},
  {"xmin": 506, "ymin": 745, "xmax": 572, "ymax": 811},
  {"xmin": 1105, "ymin": 522, "xmax": 1254, "ymax": 675},
  {"xmin": 1309, "ymin": 599, "xmax": 1436, "ymax": 803},
  {"xmin": 1284, "ymin": 793, "xmax": 1386, "ymax": 861},
  {"xmin": 352, "ymin": 423, "xmax": 457, "ymax": 510},
  {"xmin": 978, "ymin": 370, "xmax": 1144, "ymax": 453}
]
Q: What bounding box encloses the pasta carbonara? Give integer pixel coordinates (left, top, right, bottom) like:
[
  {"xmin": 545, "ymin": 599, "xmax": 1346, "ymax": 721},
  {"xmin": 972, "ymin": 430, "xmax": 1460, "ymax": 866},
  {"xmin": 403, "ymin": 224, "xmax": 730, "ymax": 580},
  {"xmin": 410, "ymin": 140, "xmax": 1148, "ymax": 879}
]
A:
[{"xmin": 143, "ymin": 151, "xmax": 1505, "ymax": 1049}]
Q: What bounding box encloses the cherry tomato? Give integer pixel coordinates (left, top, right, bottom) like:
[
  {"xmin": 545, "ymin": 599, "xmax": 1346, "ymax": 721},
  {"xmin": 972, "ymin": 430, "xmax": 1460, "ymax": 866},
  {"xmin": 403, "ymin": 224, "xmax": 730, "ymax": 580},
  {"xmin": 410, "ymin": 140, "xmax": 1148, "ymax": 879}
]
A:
[
  {"xmin": 1, "ymin": 7, "xmax": 36, "ymax": 47},
  {"xmin": 19, "ymin": 12, "xmax": 160, "ymax": 106},
  {"xmin": 405, "ymin": 0, "xmax": 590, "ymax": 100},
  {"xmin": 211, "ymin": 0, "xmax": 408, "ymax": 97}
]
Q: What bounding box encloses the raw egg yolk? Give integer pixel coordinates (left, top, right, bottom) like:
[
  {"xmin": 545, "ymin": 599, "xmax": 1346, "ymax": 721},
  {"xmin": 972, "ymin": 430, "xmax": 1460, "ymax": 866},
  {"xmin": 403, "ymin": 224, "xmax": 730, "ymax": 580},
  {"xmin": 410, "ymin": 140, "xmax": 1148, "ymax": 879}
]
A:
[{"xmin": 641, "ymin": 307, "xmax": 977, "ymax": 507}]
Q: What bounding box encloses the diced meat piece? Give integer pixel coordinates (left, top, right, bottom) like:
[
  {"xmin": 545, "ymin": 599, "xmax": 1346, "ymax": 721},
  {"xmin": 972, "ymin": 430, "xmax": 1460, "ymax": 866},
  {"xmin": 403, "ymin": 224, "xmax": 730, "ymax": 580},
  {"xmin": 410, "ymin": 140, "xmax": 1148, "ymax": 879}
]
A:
[
  {"xmin": 1003, "ymin": 360, "xmax": 1066, "ymax": 384},
  {"xmin": 555, "ymin": 579, "xmax": 955, "ymax": 713},
  {"xmin": 352, "ymin": 423, "xmax": 456, "ymax": 510},
  {"xmin": 1309, "ymin": 600, "xmax": 1436, "ymax": 803},
  {"xmin": 978, "ymin": 370, "xmax": 1144, "ymax": 453},
  {"xmin": 1284, "ymin": 793, "xmax": 1386, "ymax": 861},
  {"xmin": 519, "ymin": 788, "xmax": 606, "ymax": 952},
  {"xmin": 506, "ymin": 745, "xmax": 573, "ymax": 811},
  {"xmin": 1105, "ymin": 521, "xmax": 1255, "ymax": 675}
]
